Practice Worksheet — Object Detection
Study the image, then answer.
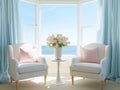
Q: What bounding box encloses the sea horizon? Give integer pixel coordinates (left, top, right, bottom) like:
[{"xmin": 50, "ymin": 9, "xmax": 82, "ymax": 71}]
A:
[{"xmin": 42, "ymin": 45, "xmax": 77, "ymax": 55}]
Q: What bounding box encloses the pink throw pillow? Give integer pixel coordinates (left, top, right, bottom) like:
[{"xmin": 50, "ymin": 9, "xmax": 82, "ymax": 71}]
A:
[
  {"xmin": 80, "ymin": 47, "xmax": 100, "ymax": 64},
  {"xmin": 18, "ymin": 48, "xmax": 40, "ymax": 63}
]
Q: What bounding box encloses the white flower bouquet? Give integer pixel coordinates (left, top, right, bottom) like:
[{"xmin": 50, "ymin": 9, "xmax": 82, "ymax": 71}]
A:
[{"xmin": 47, "ymin": 34, "xmax": 70, "ymax": 48}]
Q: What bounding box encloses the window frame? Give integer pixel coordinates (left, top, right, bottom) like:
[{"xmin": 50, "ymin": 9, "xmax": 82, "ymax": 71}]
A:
[{"xmin": 19, "ymin": 0, "xmax": 98, "ymax": 56}]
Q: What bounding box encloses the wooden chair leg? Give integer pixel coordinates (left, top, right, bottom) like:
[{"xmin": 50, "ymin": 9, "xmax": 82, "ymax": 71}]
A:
[
  {"xmin": 100, "ymin": 80, "xmax": 104, "ymax": 90},
  {"xmin": 44, "ymin": 75, "xmax": 47, "ymax": 85},
  {"xmin": 10, "ymin": 77, "xmax": 13, "ymax": 83},
  {"xmin": 72, "ymin": 76, "xmax": 74, "ymax": 85},
  {"xmin": 16, "ymin": 80, "xmax": 19, "ymax": 90}
]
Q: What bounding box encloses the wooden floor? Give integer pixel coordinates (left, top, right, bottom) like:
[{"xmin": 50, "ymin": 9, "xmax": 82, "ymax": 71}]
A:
[{"xmin": 0, "ymin": 76, "xmax": 120, "ymax": 90}]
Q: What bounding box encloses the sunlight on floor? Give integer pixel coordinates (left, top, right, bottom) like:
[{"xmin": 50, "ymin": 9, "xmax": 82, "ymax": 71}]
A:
[
  {"xmin": 31, "ymin": 76, "xmax": 56, "ymax": 84},
  {"xmin": 66, "ymin": 77, "xmax": 83, "ymax": 82},
  {"xmin": 30, "ymin": 76, "xmax": 83, "ymax": 84}
]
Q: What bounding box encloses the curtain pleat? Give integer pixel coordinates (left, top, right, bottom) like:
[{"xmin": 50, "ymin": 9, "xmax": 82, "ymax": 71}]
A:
[
  {"xmin": 100, "ymin": 0, "xmax": 120, "ymax": 82},
  {"xmin": 0, "ymin": 0, "xmax": 19, "ymax": 83}
]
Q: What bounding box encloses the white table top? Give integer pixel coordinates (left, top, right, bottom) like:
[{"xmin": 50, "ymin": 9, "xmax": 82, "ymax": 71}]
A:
[{"xmin": 52, "ymin": 59, "xmax": 66, "ymax": 62}]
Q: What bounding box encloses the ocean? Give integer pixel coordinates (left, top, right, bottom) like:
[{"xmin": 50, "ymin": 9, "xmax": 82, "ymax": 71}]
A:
[{"xmin": 42, "ymin": 46, "xmax": 77, "ymax": 55}]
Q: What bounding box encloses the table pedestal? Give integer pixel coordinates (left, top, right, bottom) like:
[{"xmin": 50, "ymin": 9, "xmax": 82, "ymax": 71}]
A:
[{"xmin": 52, "ymin": 59, "xmax": 65, "ymax": 85}]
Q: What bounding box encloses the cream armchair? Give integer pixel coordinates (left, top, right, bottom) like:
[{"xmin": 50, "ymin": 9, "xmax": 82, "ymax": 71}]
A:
[
  {"xmin": 70, "ymin": 43, "xmax": 109, "ymax": 90},
  {"xmin": 8, "ymin": 43, "xmax": 48, "ymax": 90}
]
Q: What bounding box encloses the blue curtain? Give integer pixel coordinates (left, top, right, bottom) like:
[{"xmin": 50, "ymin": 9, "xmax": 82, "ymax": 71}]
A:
[
  {"xmin": 0, "ymin": 0, "xmax": 19, "ymax": 83},
  {"xmin": 100, "ymin": 0, "xmax": 120, "ymax": 82}
]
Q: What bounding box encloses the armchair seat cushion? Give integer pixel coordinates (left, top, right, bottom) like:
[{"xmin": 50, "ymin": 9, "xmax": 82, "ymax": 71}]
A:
[
  {"xmin": 18, "ymin": 63, "xmax": 47, "ymax": 74},
  {"xmin": 71, "ymin": 63, "xmax": 101, "ymax": 74}
]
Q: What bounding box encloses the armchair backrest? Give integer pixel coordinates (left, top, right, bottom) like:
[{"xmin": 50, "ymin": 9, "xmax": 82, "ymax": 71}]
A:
[
  {"xmin": 8, "ymin": 43, "xmax": 26, "ymax": 60},
  {"xmin": 84, "ymin": 43, "xmax": 108, "ymax": 60}
]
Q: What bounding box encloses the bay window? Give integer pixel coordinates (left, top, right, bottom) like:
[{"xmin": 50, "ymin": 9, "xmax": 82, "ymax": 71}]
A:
[{"xmin": 19, "ymin": 0, "xmax": 98, "ymax": 55}]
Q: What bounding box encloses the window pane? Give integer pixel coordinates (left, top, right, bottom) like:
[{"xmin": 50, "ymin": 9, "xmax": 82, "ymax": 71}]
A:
[
  {"xmin": 81, "ymin": 0, "xmax": 98, "ymax": 25},
  {"xmin": 81, "ymin": 0, "xmax": 98, "ymax": 45},
  {"xmin": 41, "ymin": 4, "xmax": 77, "ymax": 55},
  {"xmin": 82, "ymin": 27, "xmax": 97, "ymax": 45},
  {"xmin": 20, "ymin": 2, "xmax": 35, "ymax": 25},
  {"xmin": 22, "ymin": 26, "xmax": 35, "ymax": 45}
]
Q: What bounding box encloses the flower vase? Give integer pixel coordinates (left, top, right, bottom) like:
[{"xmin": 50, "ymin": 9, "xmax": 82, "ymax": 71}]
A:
[{"xmin": 54, "ymin": 47, "xmax": 62, "ymax": 60}]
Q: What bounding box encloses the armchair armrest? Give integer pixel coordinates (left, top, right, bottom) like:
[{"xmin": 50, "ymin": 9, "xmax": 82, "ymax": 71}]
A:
[
  {"xmin": 72, "ymin": 57, "xmax": 80, "ymax": 64},
  {"xmin": 9, "ymin": 58, "xmax": 19, "ymax": 70},
  {"xmin": 38, "ymin": 57, "xmax": 47, "ymax": 65},
  {"xmin": 100, "ymin": 58, "xmax": 109, "ymax": 80},
  {"xmin": 9, "ymin": 58, "xmax": 19, "ymax": 80}
]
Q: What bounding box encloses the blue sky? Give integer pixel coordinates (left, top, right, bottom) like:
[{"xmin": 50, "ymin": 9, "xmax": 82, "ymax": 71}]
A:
[
  {"xmin": 41, "ymin": 4, "xmax": 77, "ymax": 45},
  {"xmin": 20, "ymin": 0, "xmax": 98, "ymax": 45}
]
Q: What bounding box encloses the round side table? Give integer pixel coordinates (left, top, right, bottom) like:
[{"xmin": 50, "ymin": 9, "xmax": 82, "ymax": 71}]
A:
[{"xmin": 52, "ymin": 59, "xmax": 66, "ymax": 85}]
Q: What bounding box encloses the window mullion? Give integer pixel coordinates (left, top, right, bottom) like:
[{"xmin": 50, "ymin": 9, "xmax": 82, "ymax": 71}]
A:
[
  {"xmin": 77, "ymin": 4, "xmax": 82, "ymax": 56},
  {"xmin": 35, "ymin": 3, "xmax": 41, "ymax": 55}
]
